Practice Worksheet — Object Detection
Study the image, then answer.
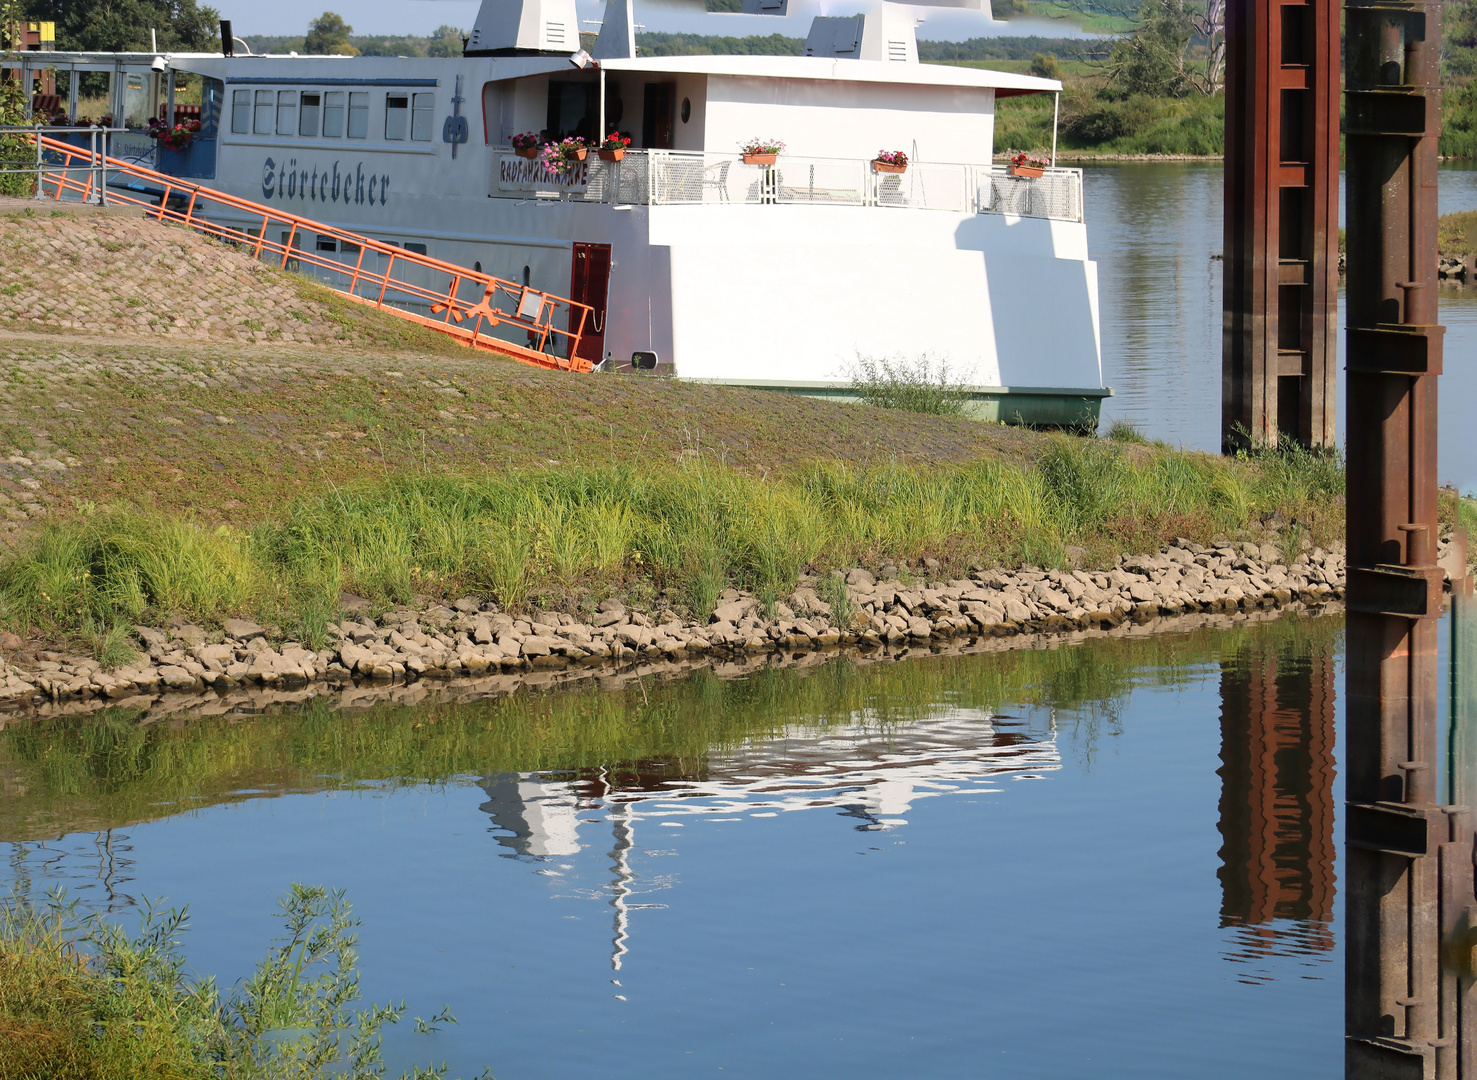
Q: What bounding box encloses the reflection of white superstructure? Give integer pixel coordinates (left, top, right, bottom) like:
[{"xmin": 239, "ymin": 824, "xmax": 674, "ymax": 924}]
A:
[
  {"xmin": 478, "ymin": 709, "xmax": 1059, "ymax": 968},
  {"xmin": 22, "ymin": 0, "xmax": 1107, "ymax": 425}
]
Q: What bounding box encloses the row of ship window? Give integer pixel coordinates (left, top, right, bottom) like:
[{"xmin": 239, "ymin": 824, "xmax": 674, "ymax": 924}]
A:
[{"xmin": 230, "ymin": 89, "xmax": 435, "ymax": 142}]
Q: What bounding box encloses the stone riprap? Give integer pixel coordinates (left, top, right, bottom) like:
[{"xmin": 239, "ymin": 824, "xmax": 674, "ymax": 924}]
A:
[
  {"xmin": 0, "ymin": 601, "xmax": 1341, "ymax": 729},
  {"xmin": 0, "ymin": 534, "xmax": 1429, "ymax": 718}
]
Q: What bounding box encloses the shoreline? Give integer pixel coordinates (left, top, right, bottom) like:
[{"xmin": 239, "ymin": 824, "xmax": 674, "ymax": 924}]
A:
[
  {"xmin": 0, "ymin": 536, "xmax": 1388, "ymax": 723},
  {"xmin": 0, "ymin": 598, "xmax": 1347, "ymax": 730}
]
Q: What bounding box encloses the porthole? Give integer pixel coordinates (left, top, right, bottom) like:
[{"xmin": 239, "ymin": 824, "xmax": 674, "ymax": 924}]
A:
[
  {"xmin": 474, "ymin": 261, "xmax": 482, "ymax": 272},
  {"xmin": 680, "ymin": 98, "xmax": 691, "ymax": 124}
]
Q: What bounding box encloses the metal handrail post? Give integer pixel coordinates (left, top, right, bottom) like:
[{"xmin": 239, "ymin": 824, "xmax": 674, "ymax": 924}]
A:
[
  {"xmin": 33, "ymin": 125, "xmax": 43, "ymax": 200},
  {"xmin": 1051, "ymin": 92, "xmax": 1059, "ymax": 168},
  {"xmin": 99, "ymin": 129, "xmax": 108, "ymax": 207}
]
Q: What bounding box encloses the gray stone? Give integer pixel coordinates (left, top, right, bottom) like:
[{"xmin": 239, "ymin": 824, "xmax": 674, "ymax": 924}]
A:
[{"xmin": 222, "ymin": 618, "xmax": 266, "ymax": 641}]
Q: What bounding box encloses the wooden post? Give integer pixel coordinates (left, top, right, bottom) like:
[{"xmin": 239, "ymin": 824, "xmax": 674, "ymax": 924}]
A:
[{"xmin": 1221, "ymin": 0, "xmax": 1340, "ymax": 451}]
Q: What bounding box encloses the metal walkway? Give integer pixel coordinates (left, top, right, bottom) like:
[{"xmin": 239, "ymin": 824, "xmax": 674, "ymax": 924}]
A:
[{"xmin": 32, "ymin": 134, "xmax": 594, "ymax": 372}]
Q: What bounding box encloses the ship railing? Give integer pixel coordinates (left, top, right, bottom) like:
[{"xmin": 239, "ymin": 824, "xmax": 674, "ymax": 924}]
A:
[
  {"xmin": 29, "ymin": 133, "xmax": 597, "ymax": 372},
  {"xmin": 975, "ymin": 165, "xmax": 1084, "ymax": 224},
  {"xmin": 490, "ymin": 148, "xmax": 1084, "ymax": 222}
]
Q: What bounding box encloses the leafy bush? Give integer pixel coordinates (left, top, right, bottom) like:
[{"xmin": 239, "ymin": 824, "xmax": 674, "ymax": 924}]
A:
[
  {"xmin": 846, "ymin": 354, "xmax": 968, "ymax": 416},
  {"xmin": 0, "ymin": 883, "xmax": 472, "ymax": 1079}
]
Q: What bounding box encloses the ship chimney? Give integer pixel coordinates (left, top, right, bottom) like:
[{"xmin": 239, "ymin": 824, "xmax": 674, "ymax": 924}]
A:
[{"xmin": 466, "ymin": 0, "xmax": 580, "ymax": 56}]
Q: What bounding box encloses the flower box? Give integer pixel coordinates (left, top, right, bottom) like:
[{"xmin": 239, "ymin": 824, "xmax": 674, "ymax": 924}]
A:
[
  {"xmin": 515, "ymin": 146, "xmax": 539, "ymax": 159},
  {"xmin": 598, "ymin": 148, "xmax": 624, "ymax": 162},
  {"xmin": 872, "ymin": 160, "xmax": 907, "ymax": 175},
  {"xmin": 1008, "ymin": 164, "xmax": 1045, "ymax": 178},
  {"xmin": 571, "ymin": 146, "xmax": 588, "ymax": 162},
  {"xmin": 742, "ymin": 153, "xmax": 777, "ymax": 166}
]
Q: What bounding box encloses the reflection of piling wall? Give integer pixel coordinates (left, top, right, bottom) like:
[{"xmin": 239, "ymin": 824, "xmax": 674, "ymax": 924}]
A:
[{"xmin": 1217, "ymin": 643, "xmax": 1337, "ymax": 953}]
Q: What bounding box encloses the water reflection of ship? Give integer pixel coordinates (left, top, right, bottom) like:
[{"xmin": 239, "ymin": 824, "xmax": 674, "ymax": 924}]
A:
[
  {"xmin": 478, "ymin": 712, "xmax": 1061, "ymax": 969},
  {"xmin": 1216, "ymin": 637, "xmax": 1338, "ymax": 971}
]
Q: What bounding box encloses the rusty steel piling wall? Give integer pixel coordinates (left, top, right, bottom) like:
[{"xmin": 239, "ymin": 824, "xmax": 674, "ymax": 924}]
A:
[{"xmin": 1341, "ymin": 0, "xmax": 1474, "ymax": 1073}]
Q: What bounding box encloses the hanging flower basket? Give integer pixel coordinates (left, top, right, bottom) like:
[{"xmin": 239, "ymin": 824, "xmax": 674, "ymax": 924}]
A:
[
  {"xmin": 1007, "ymin": 152, "xmax": 1049, "ymax": 178},
  {"xmin": 542, "ymin": 137, "xmax": 589, "ymax": 174},
  {"xmin": 511, "ymin": 131, "xmax": 541, "ymax": 159},
  {"xmin": 872, "ymin": 150, "xmax": 908, "ymax": 174},
  {"xmin": 598, "ymin": 132, "xmax": 630, "ymax": 162},
  {"xmin": 146, "ymin": 116, "xmax": 202, "ymax": 152},
  {"xmin": 740, "ymin": 138, "xmax": 784, "ymax": 166}
]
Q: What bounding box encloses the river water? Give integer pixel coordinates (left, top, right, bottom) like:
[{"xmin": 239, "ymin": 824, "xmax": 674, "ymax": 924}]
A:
[
  {"xmin": 2, "ymin": 612, "xmax": 1350, "ymax": 1078},
  {"xmin": 1087, "ymin": 162, "xmax": 1477, "ymax": 497}
]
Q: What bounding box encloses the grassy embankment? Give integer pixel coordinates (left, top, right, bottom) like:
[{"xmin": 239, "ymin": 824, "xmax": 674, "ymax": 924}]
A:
[
  {"xmin": 0, "ymin": 202, "xmax": 1384, "ymax": 653},
  {"xmin": 0, "ymin": 184, "xmax": 1470, "ymax": 656}
]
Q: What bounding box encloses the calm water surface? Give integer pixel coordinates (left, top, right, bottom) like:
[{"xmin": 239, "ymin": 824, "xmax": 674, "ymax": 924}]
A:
[
  {"xmin": 1086, "ymin": 162, "xmax": 1477, "ymax": 496},
  {"xmin": 2, "ymin": 614, "xmax": 1347, "ymax": 1078}
]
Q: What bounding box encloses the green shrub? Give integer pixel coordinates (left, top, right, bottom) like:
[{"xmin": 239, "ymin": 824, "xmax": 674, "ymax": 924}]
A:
[{"xmin": 846, "ymin": 354, "xmax": 968, "ymax": 416}]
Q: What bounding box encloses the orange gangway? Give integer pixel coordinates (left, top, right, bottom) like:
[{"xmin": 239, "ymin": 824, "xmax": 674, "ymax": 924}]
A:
[{"xmin": 32, "ymin": 134, "xmax": 594, "ymax": 372}]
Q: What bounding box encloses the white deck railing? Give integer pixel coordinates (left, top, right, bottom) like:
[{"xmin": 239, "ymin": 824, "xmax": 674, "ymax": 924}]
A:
[{"xmin": 490, "ymin": 150, "xmax": 1084, "ymax": 223}]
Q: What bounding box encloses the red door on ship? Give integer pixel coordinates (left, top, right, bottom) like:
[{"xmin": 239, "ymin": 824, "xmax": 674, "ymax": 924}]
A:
[{"xmin": 569, "ymin": 243, "xmax": 611, "ymax": 365}]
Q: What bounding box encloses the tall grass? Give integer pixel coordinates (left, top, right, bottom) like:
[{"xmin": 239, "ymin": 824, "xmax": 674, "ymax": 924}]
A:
[
  {"xmin": 0, "ymin": 884, "xmax": 471, "ymax": 1079},
  {"xmin": 0, "ymin": 442, "xmax": 1346, "ymax": 635}
]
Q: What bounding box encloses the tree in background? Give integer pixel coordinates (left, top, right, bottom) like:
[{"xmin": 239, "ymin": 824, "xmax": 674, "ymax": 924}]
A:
[
  {"xmin": 25, "ymin": 0, "xmax": 218, "ymax": 52},
  {"xmin": 1030, "ymin": 52, "xmax": 1063, "ymax": 79},
  {"xmin": 1104, "ymin": 0, "xmax": 1194, "ymax": 96},
  {"xmin": 1, "ymin": 0, "xmax": 34, "ymax": 194},
  {"xmin": 426, "ymin": 24, "xmax": 464, "ymax": 57},
  {"xmin": 304, "ymin": 11, "xmax": 356, "ymax": 55}
]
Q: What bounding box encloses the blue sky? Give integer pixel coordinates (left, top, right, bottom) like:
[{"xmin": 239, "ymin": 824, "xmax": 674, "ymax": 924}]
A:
[{"xmin": 224, "ymin": 0, "xmax": 1098, "ymax": 43}]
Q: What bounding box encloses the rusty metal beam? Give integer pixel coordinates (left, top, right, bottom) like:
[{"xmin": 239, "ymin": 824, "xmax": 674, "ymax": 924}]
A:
[
  {"xmin": 1343, "ymin": 0, "xmax": 1473, "ymax": 1072},
  {"xmin": 1222, "ymin": 0, "xmax": 1340, "ymax": 450}
]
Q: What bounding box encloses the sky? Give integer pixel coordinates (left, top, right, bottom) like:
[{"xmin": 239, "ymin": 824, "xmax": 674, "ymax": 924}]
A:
[{"xmin": 223, "ymin": 0, "xmax": 1102, "ymax": 43}]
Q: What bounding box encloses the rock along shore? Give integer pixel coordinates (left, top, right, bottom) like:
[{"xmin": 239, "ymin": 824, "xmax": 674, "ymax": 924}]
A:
[
  {"xmin": 0, "ymin": 534, "xmax": 1388, "ymax": 720},
  {"xmin": 0, "ymin": 534, "xmax": 1464, "ymax": 725}
]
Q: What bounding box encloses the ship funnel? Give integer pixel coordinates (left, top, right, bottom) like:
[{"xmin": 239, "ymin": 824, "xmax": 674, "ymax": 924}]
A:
[{"xmin": 466, "ymin": 0, "xmax": 580, "ymax": 55}]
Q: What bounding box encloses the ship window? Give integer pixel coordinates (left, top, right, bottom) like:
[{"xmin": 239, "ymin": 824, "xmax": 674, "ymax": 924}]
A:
[
  {"xmin": 276, "ymin": 91, "xmax": 297, "ymax": 136},
  {"xmin": 316, "ymin": 235, "xmax": 337, "ymax": 252},
  {"xmin": 201, "ymin": 78, "xmax": 224, "ymax": 137},
  {"xmin": 231, "ymin": 88, "xmax": 250, "ymax": 133},
  {"xmin": 322, "ymin": 91, "xmax": 345, "ymax": 137},
  {"xmin": 341, "ymin": 241, "xmax": 361, "ymax": 255},
  {"xmin": 546, "ymin": 81, "xmax": 598, "ymax": 142},
  {"xmin": 411, "ymin": 93, "xmax": 433, "ymax": 141},
  {"xmin": 404, "ymin": 242, "xmax": 427, "ymax": 255},
  {"xmin": 385, "ymin": 93, "xmax": 408, "ymax": 140},
  {"xmin": 253, "ymin": 89, "xmax": 273, "ymax": 134},
  {"xmin": 348, "ymin": 92, "xmax": 369, "ymax": 138},
  {"xmin": 299, "ymin": 92, "xmax": 321, "ymax": 137}
]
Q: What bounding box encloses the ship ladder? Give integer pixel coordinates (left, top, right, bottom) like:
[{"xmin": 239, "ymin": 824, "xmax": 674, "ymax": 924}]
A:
[{"xmin": 28, "ymin": 134, "xmax": 595, "ymax": 372}]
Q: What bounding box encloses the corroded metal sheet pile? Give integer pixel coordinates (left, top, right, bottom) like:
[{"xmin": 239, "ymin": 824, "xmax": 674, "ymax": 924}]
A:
[
  {"xmin": 1340, "ymin": 0, "xmax": 1475, "ymax": 1071},
  {"xmin": 1222, "ymin": 0, "xmax": 1340, "ymax": 450}
]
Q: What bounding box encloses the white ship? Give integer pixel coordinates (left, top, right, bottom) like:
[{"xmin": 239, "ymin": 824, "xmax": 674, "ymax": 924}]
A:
[{"xmin": 15, "ymin": 0, "xmax": 1109, "ymax": 425}]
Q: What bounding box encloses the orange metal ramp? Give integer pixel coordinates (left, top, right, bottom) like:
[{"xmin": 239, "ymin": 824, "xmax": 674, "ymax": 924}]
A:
[{"xmin": 33, "ymin": 134, "xmax": 595, "ymax": 372}]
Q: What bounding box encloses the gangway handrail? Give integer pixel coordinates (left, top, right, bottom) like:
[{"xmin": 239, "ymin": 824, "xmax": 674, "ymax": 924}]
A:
[{"xmin": 30, "ymin": 133, "xmax": 595, "ymax": 372}]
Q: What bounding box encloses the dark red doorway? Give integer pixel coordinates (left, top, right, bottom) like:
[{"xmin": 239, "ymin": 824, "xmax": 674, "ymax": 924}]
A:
[{"xmin": 569, "ymin": 242, "xmax": 611, "ymax": 365}]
